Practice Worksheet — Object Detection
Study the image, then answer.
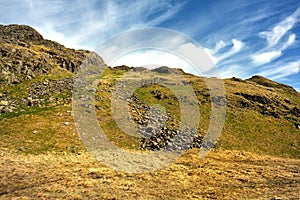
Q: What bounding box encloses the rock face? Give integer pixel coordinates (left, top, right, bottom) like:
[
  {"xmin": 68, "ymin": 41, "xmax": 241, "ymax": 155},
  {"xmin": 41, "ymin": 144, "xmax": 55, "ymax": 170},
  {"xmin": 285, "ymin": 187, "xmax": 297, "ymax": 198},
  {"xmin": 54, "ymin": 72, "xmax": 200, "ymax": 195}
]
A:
[
  {"xmin": 0, "ymin": 24, "xmax": 104, "ymax": 113},
  {"xmin": 0, "ymin": 24, "xmax": 43, "ymax": 44},
  {"xmin": 0, "ymin": 24, "xmax": 102, "ymax": 85}
]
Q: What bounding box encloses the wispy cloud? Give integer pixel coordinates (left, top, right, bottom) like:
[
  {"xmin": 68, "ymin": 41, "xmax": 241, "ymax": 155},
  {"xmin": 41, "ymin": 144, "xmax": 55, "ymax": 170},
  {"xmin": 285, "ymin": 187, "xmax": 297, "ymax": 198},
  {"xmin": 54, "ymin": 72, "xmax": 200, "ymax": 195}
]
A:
[
  {"xmin": 280, "ymin": 34, "xmax": 296, "ymax": 50},
  {"xmin": 259, "ymin": 18, "xmax": 294, "ymax": 48},
  {"xmin": 252, "ymin": 51, "xmax": 282, "ymax": 65},
  {"xmin": 259, "ymin": 7, "xmax": 300, "ymax": 47},
  {"xmin": 251, "ymin": 33, "xmax": 296, "ymax": 66},
  {"xmin": 251, "ymin": 32, "xmax": 296, "ymax": 65},
  {"xmin": 1, "ymin": 0, "xmax": 185, "ymax": 50},
  {"xmin": 249, "ymin": 7, "xmax": 300, "ymax": 66},
  {"xmin": 260, "ymin": 60, "xmax": 300, "ymax": 80},
  {"xmin": 204, "ymin": 39, "xmax": 244, "ymax": 65},
  {"xmin": 199, "ymin": 4, "xmax": 300, "ymax": 89},
  {"xmin": 216, "ymin": 39, "xmax": 244, "ymax": 62},
  {"xmin": 219, "ymin": 64, "xmax": 246, "ymax": 78}
]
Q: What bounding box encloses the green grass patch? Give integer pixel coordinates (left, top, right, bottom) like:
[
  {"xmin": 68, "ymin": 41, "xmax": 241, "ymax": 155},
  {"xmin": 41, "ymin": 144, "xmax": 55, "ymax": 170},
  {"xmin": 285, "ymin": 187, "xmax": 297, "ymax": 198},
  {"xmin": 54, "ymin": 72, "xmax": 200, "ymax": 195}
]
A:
[
  {"xmin": 0, "ymin": 106, "xmax": 83, "ymax": 154},
  {"xmin": 0, "ymin": 106, "xmax": 55, "ymax": 120},
  {"xmin": 219, "ymin": 108, "xmax": 300, "ymax": 159}
]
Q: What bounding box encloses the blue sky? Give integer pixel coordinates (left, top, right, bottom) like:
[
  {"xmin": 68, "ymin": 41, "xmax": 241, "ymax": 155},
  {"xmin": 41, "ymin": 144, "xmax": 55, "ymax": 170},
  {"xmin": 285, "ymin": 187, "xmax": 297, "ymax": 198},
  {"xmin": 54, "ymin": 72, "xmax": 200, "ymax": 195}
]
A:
[{"xmin": 1, "ymin": 0, "xmax": 300, "ymax": 91}]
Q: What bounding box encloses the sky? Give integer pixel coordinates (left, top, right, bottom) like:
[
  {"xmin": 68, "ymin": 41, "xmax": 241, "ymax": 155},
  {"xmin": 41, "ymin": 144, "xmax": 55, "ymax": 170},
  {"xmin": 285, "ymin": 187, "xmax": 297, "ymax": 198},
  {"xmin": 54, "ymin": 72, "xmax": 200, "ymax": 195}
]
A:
[{"xmin": 0, "ymin": 0, "xmax": 300, "ymax": 91}]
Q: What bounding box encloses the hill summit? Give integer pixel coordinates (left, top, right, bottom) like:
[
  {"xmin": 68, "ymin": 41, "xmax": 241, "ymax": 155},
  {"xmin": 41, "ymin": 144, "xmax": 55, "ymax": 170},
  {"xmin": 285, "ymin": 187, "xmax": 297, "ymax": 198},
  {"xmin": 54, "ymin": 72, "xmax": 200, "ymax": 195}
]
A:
[{"xmin": 0, "ymin": 24, "xmax": 299, "ymax": 158}]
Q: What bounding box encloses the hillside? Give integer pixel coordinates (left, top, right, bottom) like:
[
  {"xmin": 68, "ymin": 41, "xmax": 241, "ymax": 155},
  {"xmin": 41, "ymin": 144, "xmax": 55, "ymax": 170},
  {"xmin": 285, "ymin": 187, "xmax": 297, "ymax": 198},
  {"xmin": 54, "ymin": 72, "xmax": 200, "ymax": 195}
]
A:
[{"xmin": 0, "ymin": 24, "xmax": 300, "ymax": 199}]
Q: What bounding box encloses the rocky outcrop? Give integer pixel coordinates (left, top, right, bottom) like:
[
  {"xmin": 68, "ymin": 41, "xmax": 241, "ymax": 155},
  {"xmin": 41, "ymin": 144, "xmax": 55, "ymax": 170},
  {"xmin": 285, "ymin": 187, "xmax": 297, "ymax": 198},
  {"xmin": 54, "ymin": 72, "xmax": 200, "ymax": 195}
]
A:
[
  {"xmin": 151, "ymin": 66, "xmax": 178, "ymax": 74},
  {"xmin": 132, "ymin": 67, "xmax": 148, "ymax": 72},
  {"xmin": 0, "ymin": 24, "xmax": 43, "ymax": 44},
  {"xmin": 0, "ymin": 24, "xmax": 102, "ymax": 85},
  {"xmin": 247, "ymin": 75, "xmax": 297, "ymax": 93},
  {"xmin": 0, "ymin": 77, "xmax": 74, "ymax": 113},
  {"xmin": 233, "ymin": 92, "xmax": 300, "ymax": 128},
  {"xmin": 0, "ymin": 24, "xmax": 105, "ymax": 114},
  {"xmin": 128, "ymin": 94, "xmax": 204, "ymax": 151}
]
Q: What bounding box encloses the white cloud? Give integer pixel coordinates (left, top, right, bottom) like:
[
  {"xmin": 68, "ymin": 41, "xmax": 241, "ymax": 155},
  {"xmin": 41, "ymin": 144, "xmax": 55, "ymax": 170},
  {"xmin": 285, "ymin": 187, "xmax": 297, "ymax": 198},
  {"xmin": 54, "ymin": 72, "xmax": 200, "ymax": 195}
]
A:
[
  {"xmin": 259, "ymin": 17, "xmax": 294, "ymax": 47},
  {"xmin": 111, "ymin": 49, "xmax": 196, "ymax": 73},
  {"xmin": 213, "ymin": 40, "xmax": 226, "ymax": 54},
  {"xmin": 109, "ymin": 41, "xmax": 216, "ymax": 76},
  {"xmin": 200, "ymin": 7, "xmax": 300, "ymax": 83},
  {"xmin": 251, "ymin": 33, "xmax": 296, "ymax": 66},
  {"xmin": 251, "ymin": 21, "xmax": 296, "ymax": 65},
  {"xmin": 219, "ymin": 65, "xmax": 246, "ymax": 78},
  {"xmin": 259, "ymin": 7, "xmax": 300, "ymax": 47},
  {"xmin": 144, "ymin": 2, "xmax": 185, "ymax": 27},
  {"xmin": 231, "ymin": 39, "xmax": 244, "ymax": 52},
  {"xmin": 97, "ymin": 28, "xmax": 194, "ymax": 67},
  {"xmin": 177, "ymin": 42, "xmax": 214, "ymax": 73},
  {"xmin": 280, "ymin": 34, "xmax": 296, "ymax": 50},
  {"xmin": 1, "ymin": 0, "xmax": 185, "ymax": 50},
  {"xmin": 203, "ymin": 48, "xmax": 218, "ymax": 65},
  {"xmin": 260, "ymin": 60, "xmax": 300, "ymax": 80},
  {"xmin": 252, "ymin": 51, "xmax": 282, "ymax": 65},
  {"xmin": 203, "ymin": 40, "xmax": 225, "ymax": 64},
  {"xmin": 214, "ymin": 39, "xmax": 244, "ymax": 63}
]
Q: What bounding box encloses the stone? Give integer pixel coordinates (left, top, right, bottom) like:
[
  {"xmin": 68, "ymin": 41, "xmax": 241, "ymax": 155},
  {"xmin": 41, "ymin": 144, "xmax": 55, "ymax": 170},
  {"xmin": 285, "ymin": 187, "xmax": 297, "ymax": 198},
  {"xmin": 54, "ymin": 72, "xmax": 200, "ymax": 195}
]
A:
[
  {"xmin": 271, "ymin": 197, "xmax": 283, "ymax": 200},
  {"xmin": 2, "ymin": 106, "xmax": 14, "ymax": 113},
  {"xmin": 27, "ymin": 98, "xmax": 40, "ymax": 106},
  {"xmin": 291, "ymin": 107, "xmax": 300, "ymax": 117},
  {"xmin": 145, "ymin": 127, "xmax": 154, "ymax": 134},
  {"xmin": 211, "ymin": 95, "xmax": 227, "ymax": 107},
  {"xmin": 239, "ymin": 99, "xmax": 251, "ymax": 108},
  {"xmin": 0, "ymin": 100, "xmax": 9, "ymax": 106},
  {"xmin": 238, "ymin": 93, "xmax": 271, "ymax": 105},
  {"xmin": 151, "ymin": 90, "xmax": 164, "ymax": 99}
]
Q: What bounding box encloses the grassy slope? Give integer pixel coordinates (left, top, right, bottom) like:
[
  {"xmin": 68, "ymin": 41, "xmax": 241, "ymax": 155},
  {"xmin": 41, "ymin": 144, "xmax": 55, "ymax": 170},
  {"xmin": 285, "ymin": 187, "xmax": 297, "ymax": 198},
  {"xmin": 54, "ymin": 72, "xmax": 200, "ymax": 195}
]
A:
[
  {"xmin": 1, "ymin": 67, "xmax": 300, "ymax": 158},
  {"xmin": 1, "ymin": 67, "xmax": 300, "ymax": 199},
  {"xmin": 220, "ymin": 78, "xmax": 300, "ymax": 158}
]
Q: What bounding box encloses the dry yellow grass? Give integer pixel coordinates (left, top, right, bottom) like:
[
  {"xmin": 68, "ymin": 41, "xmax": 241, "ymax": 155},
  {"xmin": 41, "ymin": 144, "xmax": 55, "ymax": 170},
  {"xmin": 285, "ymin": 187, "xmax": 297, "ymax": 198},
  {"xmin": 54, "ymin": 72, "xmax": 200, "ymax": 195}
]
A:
[{"xmin": 1, "ymin": 149, "xmax": 299, "ymax": 199}]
